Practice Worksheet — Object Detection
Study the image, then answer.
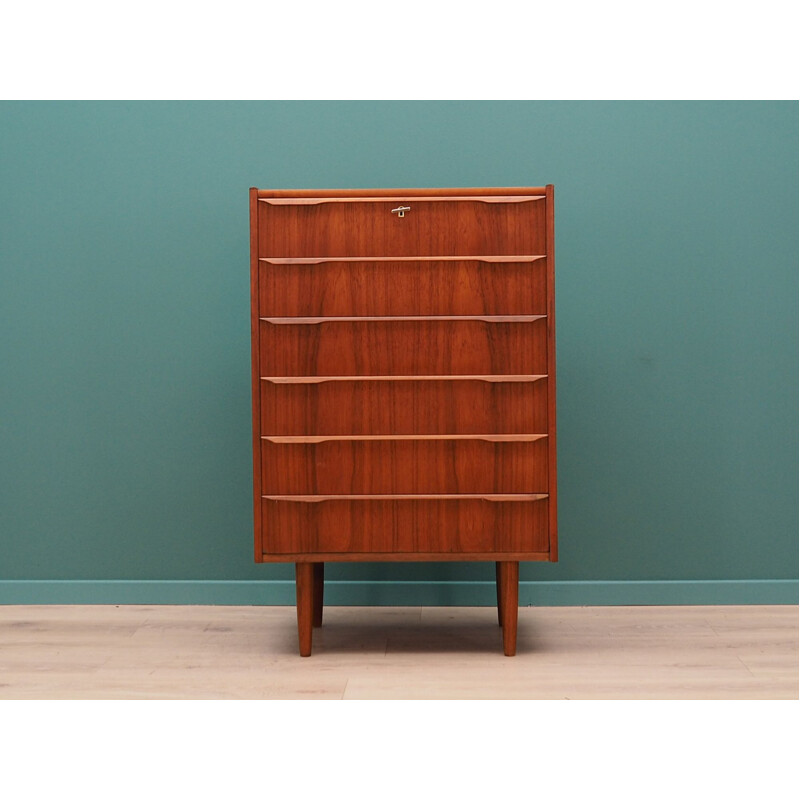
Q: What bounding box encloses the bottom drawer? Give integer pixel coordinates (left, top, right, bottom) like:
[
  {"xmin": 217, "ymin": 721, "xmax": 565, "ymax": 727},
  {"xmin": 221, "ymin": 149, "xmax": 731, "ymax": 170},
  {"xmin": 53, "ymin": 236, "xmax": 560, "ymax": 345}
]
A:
[{"xmin": 260, "ymin": 495, "xmax": 549, "ymax": 555}]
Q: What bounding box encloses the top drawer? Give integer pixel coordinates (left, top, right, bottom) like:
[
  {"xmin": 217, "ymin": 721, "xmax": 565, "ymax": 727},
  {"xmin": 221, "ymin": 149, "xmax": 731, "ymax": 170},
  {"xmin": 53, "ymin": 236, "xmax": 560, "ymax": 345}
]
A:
[{"xmin": 257, "ymin": 194, "xmax": 547, "ymax": 258}]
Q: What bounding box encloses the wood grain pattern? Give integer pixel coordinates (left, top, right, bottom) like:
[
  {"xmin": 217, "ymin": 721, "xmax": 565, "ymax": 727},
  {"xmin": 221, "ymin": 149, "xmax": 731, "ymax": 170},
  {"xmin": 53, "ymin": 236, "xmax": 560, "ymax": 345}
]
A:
[
  {"xmin": 260, "ymin": 437, "xmax": 548, "ymax": 494},
  {"xmin": 258, "ymin": 197, "xmax": 546, "ymax": 257},
  {"xmin": 261, "ymin": 496, "xmax": 549, "ymax": 555},
  {"xmin": 498, "ymin": 561, "xmax": 520, "ymax": 656},
  {"xmin": 258, "ymin": 257, "xmax": 547, "ymax": 317},
  {"xmin": 295, "ymin": 562, "xmax": 314, "ymax": 656},
  {"xmin": 259, "ymin": 377, "xmax": 548, "ymax": 435},
  {"xmin": 259, "ymin": 317, "xmax": 547, "ymax": 377}
]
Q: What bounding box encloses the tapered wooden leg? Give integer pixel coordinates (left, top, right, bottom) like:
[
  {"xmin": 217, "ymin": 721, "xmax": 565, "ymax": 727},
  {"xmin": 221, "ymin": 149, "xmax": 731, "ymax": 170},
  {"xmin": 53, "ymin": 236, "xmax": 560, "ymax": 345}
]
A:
[
  {"xmin": 495, "ymin": 562, "xmax": 503, "ymax": 626},
  {"xmin": 498, "ymin": 561, "xmax": 519, "ymax": 656},
  {"xmin": 295, "ymin": 562, "xmax": 314, "ymax": 656},
  {"xmin": 312, "ymin": 562, "xmax": 324, "ymax": 628}
]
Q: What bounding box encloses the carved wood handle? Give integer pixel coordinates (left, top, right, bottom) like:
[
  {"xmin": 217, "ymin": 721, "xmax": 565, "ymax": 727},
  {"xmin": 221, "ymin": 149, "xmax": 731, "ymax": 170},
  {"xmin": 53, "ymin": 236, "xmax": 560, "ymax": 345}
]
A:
[
  {"xmin": 260, "ymin": 374, "xmax": 547, "ymax": 384},
  {"xmin": 262, "ymin": 434, "xmax": 548, "ymax": 443},
  {"xmin": 259, "ymin": 195, "xmax": 544, "ymax": 205},
  {"xmin": 259, "ymin": 256, "xmax": 545, "ymax": 264},
  {"xmin": 260, "ymin": 315, "xmax": 546, "ymax": 325},
  {"xmin": 263, "ymin": 494, "xmax": 549, "ymax": 503}
]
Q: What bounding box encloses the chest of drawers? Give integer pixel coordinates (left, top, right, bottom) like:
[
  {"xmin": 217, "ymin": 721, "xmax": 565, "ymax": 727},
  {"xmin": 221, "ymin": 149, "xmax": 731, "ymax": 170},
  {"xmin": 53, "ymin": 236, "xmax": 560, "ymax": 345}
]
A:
[{"xmin": 249, "ymin": 186, "xmax": 557, "ymax": 655}]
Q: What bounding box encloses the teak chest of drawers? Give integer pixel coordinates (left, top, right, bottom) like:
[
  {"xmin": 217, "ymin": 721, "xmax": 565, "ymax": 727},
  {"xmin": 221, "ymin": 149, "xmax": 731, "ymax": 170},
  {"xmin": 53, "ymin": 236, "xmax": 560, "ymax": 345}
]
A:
[{"xmin": 249, "ymin": 186, "xmax": 557, "ymax": 656}]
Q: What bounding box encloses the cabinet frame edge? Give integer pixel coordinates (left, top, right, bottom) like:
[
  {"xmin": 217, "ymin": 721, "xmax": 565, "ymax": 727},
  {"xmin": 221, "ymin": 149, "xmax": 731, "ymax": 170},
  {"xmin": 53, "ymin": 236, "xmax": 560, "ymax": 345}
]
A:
[
  {"xmin": 545, "ymin": 183, "xmax": 558, "ymax": 562},
  {"xmin": 250, "ymin": 187, "xmax": 264, "ymax": 562}
]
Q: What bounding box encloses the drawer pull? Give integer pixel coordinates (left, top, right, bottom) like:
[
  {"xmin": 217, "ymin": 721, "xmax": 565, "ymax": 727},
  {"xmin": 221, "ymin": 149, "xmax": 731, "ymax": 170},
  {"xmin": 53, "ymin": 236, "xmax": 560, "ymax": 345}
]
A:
[
  {"xmin": 262, "ymin": 434, "xmax": 548, "ymax": 443},
  {"xmin": 259, "ymin": 195, "xmax": 544, "ymax": 205},
  {"xmin": 391, "ymin": 206, "xmax": 411, "ymax": 218},
  {"xmin": 260, "ymin": 315, "xmax": 545, "ymax": 325},
  {"xmin": 259, "ymin": 255, "xmax": 545, "ymax": 264},
  {"xmin": 263, "ymin": 494, "xmax": 549, "ymax": 503},
  {"xmin": 261, "ymin": 374, "xmax": 547, "ymax": 384}
]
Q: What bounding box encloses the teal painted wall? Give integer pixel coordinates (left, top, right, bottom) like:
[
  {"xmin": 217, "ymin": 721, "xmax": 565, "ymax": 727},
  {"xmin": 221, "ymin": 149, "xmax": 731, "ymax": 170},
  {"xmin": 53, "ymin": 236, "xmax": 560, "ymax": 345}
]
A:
[{"xmin": 1, "ymin": 101, "xmax": 797, "ymax": 604}]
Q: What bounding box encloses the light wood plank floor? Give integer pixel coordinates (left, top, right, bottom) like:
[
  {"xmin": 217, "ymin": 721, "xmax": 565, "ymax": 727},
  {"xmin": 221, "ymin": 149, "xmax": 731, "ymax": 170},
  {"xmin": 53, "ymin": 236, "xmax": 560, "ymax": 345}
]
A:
[{"xmin": 0, "ymin": 605, "xmax": 796, "ymax": 699}]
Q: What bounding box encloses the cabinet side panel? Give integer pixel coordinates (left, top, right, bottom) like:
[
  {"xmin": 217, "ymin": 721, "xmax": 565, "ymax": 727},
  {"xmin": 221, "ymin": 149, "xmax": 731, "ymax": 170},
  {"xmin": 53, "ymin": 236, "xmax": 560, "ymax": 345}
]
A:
[
  {"xmin": 546, "ymin": 184, "xmax": 558, "ymax": 561},
  {"xmin": 250, "ymin": 188, "xmax": 264, "ymax": 562}
]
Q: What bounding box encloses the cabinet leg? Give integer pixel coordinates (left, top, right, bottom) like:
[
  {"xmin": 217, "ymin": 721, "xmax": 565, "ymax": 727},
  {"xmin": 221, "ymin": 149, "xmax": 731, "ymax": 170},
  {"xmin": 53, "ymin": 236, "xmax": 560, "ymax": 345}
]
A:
[
  {"xmin": 295, "ymin": 562, "xmax": 314, "ymax": 656},
  {"xmin": 498, "ymin": 561, "xmax": 519, "ymax": 656},
  {"xmin": 313, "ymin": 562, "xmax": 324, "ymax": 628},
  {"xmin": 495, "ymin": 562, "xmax": 503, "ymax": 626}
]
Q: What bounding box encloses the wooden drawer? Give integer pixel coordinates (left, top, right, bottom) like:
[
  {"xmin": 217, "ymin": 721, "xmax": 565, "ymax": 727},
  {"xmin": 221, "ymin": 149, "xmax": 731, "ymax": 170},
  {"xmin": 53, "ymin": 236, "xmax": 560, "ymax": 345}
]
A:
[
  {"xmin": 260, "ymin": 435, "xmax": 548, "ymax": 494},
  {"xmin": 258, "ymin": 257, "xmax": 548, "ymax": 317},
  {"xmin": 257, "ymin": 195, "xmax": 546, "ymax": 257},
  {"xmin": 259, "ymin": 316, "xmax": 547, "ymax": 377},
  {"xmin": 259, "ymin": 376, "xmax": 548, "ymax": 435},
  {"xmin": 260, "ymin": 495, "xmax": 550, "ymax": 554}
]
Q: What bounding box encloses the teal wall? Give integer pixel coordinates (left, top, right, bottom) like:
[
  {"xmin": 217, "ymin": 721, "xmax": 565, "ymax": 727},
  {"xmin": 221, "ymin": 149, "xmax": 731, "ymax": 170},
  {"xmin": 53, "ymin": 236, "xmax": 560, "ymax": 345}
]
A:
[{"xmin": 1, "ymin": 101, "xmax": 797, "ymax": 605}]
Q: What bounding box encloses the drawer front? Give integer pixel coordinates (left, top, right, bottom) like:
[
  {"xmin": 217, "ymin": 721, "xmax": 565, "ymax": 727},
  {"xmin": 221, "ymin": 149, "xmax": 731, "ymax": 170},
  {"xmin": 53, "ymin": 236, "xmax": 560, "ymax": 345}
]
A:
[
  {"xmin": 258, "ymin": 196, "xmax": 546, "ymax": 257},
  {"xmin": 261, "ymin": 496, "xmax": 549, "ymax": 554},
  {"xmin": 258, "ymin": 257, "xmax": 548, "ymax": 317},
  {"xmin": 260, "ymin": 377, "xmax": 548, "ymax": 435},
  {"xmin": 261, "ymin": 436, "xmax": 548, "ymax": 494},
  {"xmin": 259, "ymin": 317, "xmax": 547, "ymax": 377}
]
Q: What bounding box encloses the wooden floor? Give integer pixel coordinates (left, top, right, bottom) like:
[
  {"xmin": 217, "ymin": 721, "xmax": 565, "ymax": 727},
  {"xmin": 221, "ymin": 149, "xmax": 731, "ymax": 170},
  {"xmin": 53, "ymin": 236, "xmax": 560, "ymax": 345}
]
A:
[{"xmin": 0, "ymin": 604, "xmax": 796, "ymax": 699}]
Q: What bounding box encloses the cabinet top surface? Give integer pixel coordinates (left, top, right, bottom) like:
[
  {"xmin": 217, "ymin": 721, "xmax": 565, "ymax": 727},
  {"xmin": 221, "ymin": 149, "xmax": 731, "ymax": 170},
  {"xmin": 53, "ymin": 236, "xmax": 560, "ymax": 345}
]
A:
[{"xmin": 253, "ymin": 186, "xmax": 551, "ymax": 198}]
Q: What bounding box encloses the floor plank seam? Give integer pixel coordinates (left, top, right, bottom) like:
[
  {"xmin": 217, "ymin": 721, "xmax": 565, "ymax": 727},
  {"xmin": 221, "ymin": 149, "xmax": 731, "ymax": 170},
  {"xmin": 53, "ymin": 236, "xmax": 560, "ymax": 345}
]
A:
[{"xmin": 735, "ymin": 655, "xmax": 757, "ymax": 678}]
